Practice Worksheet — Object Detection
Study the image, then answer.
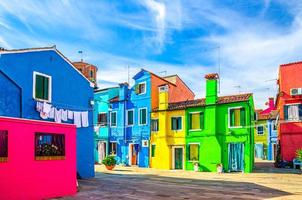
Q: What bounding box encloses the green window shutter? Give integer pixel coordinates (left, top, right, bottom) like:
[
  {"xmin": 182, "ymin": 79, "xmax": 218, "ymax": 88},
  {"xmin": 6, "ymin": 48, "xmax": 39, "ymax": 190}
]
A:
[
  {"xmin": 230, "ymin": 109, "xmax": 235, "ymax": 127},
  {"xmin": 43, "ymin": 76, "xmax": 49, "ymax": 100},
  {"xmin": 200, "ymin": 112, "xmax": 204, "ymax": 130},
  {"xmin": 178, "ymin": 118, "xmax": 182, "ymax": 130},
  {"xmin": 284, "ymin": 105, "xmax": 288, "ymax": 120},
  {"xmin": 171, "ymin": 118, "xmax": 176, "ymax": 130},
  {"xmin": 151, "ymin": 145, "xmax": 155, "ymax": 157},
  {"xmin": 35, "ymin": 75, "xmax": 43, "ymax": 99},
  {"xmin": 189, "ymin": 113, "xmax": 192, "ymax": 130},
  {"xmin": 240, "ymin": 108, "xmax": 246, "ymax": 126}
]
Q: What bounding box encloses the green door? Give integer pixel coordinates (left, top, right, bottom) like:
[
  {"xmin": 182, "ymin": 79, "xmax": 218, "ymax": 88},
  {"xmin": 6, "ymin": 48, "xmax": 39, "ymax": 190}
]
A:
[{"xmin": 174, "ymin": 148, "xmax": 183, "ymax": 169}]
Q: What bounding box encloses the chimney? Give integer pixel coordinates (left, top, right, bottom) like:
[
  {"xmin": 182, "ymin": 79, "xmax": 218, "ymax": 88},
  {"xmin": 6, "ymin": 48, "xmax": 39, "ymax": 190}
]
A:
[
  {"xmin": 205, "ymin": 73, "xmax": 219, "ymax": 105},
  {"xmin": 268, "ymin": 97, "xmax": 275, "ymax": 109},
  {"xmin": 158, "ymin": 84, "xmax": 169, "ymax": 110},
  {"xmin": 119, "ymin": 82, "xmax": 129, "ymax": 101}
]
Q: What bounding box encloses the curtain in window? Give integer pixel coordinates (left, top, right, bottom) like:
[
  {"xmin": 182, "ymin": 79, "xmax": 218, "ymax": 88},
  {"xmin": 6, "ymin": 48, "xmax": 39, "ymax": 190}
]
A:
[
  {"xmin": 287, "ymin": 105, "xmax": 299, "ymax": 121},
  {"xmin": 0, "ymin": 131, "xmax": 8, "ymax": 157}
]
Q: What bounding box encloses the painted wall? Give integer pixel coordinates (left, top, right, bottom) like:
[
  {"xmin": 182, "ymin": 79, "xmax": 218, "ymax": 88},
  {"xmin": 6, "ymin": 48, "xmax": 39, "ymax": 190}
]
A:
[
  {"xmin": 0, "ymin": 117, "xmax": 76, "ymax": 200},
  {"xmin": 267, "ymin": 119, "xmax": 278, "ymax": 160},
  {"xmin": 254, "ymin": 119, "xmax": 268, "ymax": 159},
  {"xmin": 0, "ymin": 50, "xmax": 94, "ymax": 178}
]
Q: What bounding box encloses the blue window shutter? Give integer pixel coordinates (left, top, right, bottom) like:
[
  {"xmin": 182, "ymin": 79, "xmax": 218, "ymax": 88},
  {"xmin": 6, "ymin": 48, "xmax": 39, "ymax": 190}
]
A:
[
  {"xmin": 284, "ymin": 105, "xmax": 288, "ymax": 120},
  {"xmin": 299, "ymin": 104, "xmax": 302, "ymax": 120}
]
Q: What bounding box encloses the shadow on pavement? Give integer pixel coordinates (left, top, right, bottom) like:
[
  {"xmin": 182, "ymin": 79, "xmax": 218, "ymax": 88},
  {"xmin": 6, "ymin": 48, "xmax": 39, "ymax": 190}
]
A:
[{"xmin": 253, "ymin": 161, "xmax": 302, "ymax": 174}]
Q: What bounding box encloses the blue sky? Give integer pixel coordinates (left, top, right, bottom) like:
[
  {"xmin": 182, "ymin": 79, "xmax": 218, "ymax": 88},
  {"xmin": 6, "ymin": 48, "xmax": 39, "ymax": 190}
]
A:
[{"xmin": 1, "ymin": 0, "xmax": 302, "ymax": 108}]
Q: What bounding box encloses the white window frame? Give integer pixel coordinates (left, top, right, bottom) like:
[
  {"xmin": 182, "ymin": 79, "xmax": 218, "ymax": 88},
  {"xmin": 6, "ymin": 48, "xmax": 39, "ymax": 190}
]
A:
[
  {"xmin": 110, "ymin": 111, "xmax": 117, "ymax": 127},
  {"xmin": 151, "ymin": 118, "xmax": 159, "ymax": 132},
  {"xmin": 256, "ymin": 125, "xmax": 264, "ymax": 135},
  {"xmin": 189, "ymin": 112, "xmax": 202, "ymax": 131},
  {"xmin": 284, "ymin": 103, "xmax": 301, "ymax": 122},
  {"xmin": 33, "ymin": 71, "xmax": 52, "ymax": 102},
  {"xmin": 228, "ymin": 106, "xmax": 244, "ymax": 129},
  {"xmin": 126, "ymin": 109, "xmax": 134, "ymax": 126},
  {"xmin": 137, "ymin": 81, "xmax": 146, "ymax": 95},
  {"xmin": 109, "ymin": 141, "xmax": 117, "ymax": 156},
  {"xmin": 171, "ymin": 116, "xmax": 183, "ymax": 131},
  {"xmin": 138, "ymin": 107, "xmax": 148, "ymax": 126}
]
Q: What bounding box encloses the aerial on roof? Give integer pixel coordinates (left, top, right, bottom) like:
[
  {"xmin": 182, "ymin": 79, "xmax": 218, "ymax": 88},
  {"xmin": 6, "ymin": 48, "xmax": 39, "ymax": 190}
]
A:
[{"xmin": 153, "ymin": 93, "xmax": 252, "ymax": 111}]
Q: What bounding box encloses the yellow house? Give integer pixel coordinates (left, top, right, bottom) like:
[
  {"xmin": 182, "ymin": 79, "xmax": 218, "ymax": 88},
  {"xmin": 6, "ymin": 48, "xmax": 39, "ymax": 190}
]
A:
[{"xmin": 150, "ymin": 84, "xmax": 186, "ymax": 170}]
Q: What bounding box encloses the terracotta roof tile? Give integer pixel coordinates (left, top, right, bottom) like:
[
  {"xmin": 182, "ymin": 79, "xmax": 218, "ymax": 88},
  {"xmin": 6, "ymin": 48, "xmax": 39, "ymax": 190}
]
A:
[
  {"xmin": 153, "ymin": 93, "xmax": 252, "ymax": 111},
  {"xmin": 205, "ymin": 73, "xmax": 219, "ymax": 80}
]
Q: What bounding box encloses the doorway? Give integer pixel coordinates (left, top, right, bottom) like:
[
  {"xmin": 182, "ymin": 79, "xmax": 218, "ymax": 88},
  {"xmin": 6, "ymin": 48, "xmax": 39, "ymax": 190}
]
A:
[
  {"xmin": 272, "ymin": 143, "xmax": 277, "ymax": 160},
  {"xmin": 129, "ymin": 144, "xmax": 139, "ymax": 165},
  {"xmin": 172, "ymin": 146, "xmax": 184, "ymax": 170},
  {"xmin": 228, "ymin": 143, "xmax": 244, "ymax": 172},
  {"xmin": 98, "ymin": 141, "xmax": 106, "ymax": 163}
]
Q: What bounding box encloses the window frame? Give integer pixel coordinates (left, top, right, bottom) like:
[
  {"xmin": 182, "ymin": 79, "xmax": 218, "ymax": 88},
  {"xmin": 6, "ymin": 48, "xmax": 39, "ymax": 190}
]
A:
[
  {"xmin": 284, "ymin": 103, "xmax": 302, "ymax": 122},
  {"xmin": 189, "ymin": 112, "xmax": 204, "ymax": 131},
  {"xmin": 98, "ymin": 112, "xmax": 107, "ymax": 127},
  {"xmin": 109, "ymin": 141, "xmax": 117, "ymax": 156},
  {"xmin": 110, "ymin": 111, "xmax": 117, "ymax": 127},
  {"xmin": 138, "ymin": 107, "xmax": 148, "ymax": 126},
  {"xmin": 0, "ymin": 130, "xmax": 8, "ymax": 162},
  {"xmin": 151, "ymin": 118, "xmax": 159, "ymax": 132},
  {"xmin": 228, "ymin": 106, "xmax": 245, "ymax": 128},
  {"xmin": 256, "ymin": 125, "xmax": 264, "ymax": 135},
  {"xmin": 126, "ymin": 109, "xmax": 135, "ymax": 126},
  {"xmin": 171, "ymin": 116, "xmax": 183, "ymax": 131},
  {"xmin": 188, "ymin": 143, "xmax": 199, "ymax": 162},
  {"xmin": 137, "ymin": 82, "xmax": 146, "ymax": 95},
  {"xmin": 33, "ymin": 71, "xmax": 52, "ymax": 102}
]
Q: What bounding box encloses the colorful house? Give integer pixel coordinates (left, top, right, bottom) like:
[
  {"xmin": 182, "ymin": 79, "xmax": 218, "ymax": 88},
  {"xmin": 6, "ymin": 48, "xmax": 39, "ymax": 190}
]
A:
[
  {"xmin": 254, "ymin": 98, "xmax": 277, "ymax": 160},
  {"xmin": 0, "ymin": 46, "xmax": 95, "ymax": 178},
  {"xmin": 93, "ymin": 87, "xmax": 119, "ymax": 164},
  {"xmin": 267, "ymin": 110, "xmax": 278, "ymax": 161},
  {"xmin": 105, "ymin": 69, "xmax": 194, "ymax": 167},
  {"xmin": 151, "ymin": 73, "xmax": 255, "ymax": 173},
  {"xmin": 276, "ymin": 61, "xmax": 302, "ymax": 162}
]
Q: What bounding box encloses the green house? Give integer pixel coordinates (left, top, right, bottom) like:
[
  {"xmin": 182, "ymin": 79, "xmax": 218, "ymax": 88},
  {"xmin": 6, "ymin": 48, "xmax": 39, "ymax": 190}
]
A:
[{"xmin": 168, "ymin": 73, "xmax": 255, "ymax": 173}]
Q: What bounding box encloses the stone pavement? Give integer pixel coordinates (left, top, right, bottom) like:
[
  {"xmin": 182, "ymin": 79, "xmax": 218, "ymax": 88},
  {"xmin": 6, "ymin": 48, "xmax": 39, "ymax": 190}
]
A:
[{"xmin": 59, "ymin": 161, "xmax": 302, "ymax": 200}]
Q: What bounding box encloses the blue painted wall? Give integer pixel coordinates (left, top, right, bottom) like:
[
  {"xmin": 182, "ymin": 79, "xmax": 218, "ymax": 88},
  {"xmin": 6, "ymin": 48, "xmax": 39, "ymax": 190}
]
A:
[
  {"xmin": 267, "ymin": 120, "xmax": 277, "ymax": 160},
  {"xmin": 0, "ymin": 50, "xmax": 95, "ymax": 178}
]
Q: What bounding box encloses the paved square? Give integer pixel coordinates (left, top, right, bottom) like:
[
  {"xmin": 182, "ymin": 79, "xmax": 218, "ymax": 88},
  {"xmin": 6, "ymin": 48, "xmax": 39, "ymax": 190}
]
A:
[{"xmin": 60, "ymin": 162, "xmax": 302, "ymax": 199}]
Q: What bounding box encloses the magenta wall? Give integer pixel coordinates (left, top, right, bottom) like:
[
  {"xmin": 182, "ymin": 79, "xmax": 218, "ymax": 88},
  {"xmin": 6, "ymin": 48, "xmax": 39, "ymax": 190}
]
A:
[{"xmin": 0, "ymin": 117, "xmax": 77, "ymax": 200}]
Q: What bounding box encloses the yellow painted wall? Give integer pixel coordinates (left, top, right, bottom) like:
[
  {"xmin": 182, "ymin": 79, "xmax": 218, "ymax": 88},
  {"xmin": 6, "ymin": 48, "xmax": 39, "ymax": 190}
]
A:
[{"xmin": 150, "ymin": 109, "xmax": 186, "ymax": 170}]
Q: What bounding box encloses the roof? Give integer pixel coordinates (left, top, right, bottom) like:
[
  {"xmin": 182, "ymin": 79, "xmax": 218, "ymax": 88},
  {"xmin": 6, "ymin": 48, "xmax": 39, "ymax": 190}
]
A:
[
  {"xmin": 0, "ymin": 46, "xmax": 94, "ymax": 87},
  {"xmin": 72, "ymin": 61, "xmax": 98, "ymax": 70},
  {"xmin": 205, "ymin": 73, "xmax": 219, "ymax": 80},
  {"xmin": 153, "ymin": 93, "xmax": 252, "ymax": 111},
  {"xmin": 163, "ymin": 74, "xmax": 195, "ymax": 96},
  {"xmin": 269, "ymin": 110, "xmax": 278, "ymax": 120},
  {"xmin": 134, "ymin": 69, "xmax": 176, "ymax": 86},
  {"xmin": 94, "ymin": 86, "xmax": 119, "ymax": 93},
  {"xmin": 280, "ymin": 61, "xmax": 302, "ymax": 67},
  {"xmin": 256, "ymin": 109, "xmax": 269, "ymax": 120}
]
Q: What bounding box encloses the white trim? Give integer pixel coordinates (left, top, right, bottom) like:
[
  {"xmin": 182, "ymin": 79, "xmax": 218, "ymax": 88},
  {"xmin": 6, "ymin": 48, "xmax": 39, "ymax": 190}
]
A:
[
  {"xmin": 0, "ymin": 47, "xmax": 94, "ymax": 87},
  {"xmin": 126, "ymin": 109, "xmax": 135, "ymax": 126},
  {"xmin": 137, "ymin": 81, "xmax": 146, "ymax": 95},
  {"xmin": 256, "ymin": 125, "xmax": 264, "ymax": 135},
  {"xmin": 151, "ymin": 118, "xmax": 159, "ymax": 132},
  {"xmin": 171, "ymin": 116, "xmax": 183, "ymax": 131},
  {"xmin": 172, "ymin": 146, "xmax": 185, "ymax": 170},
  {"xmin": 138, "ymin": 107, "xmax": 148, "ymax": 126},
  {"xmin": 110, "ymin": 111, "xmax": 117, "ymax": 127},
  {"xmin": 188, "ymin": 112, "xmax": 202, "ymax": 131},
  {"xmin": 228, "ymin": 106, "xmax": 244, "ymax": 129},
  {"xmin": 33, "ymin": 71, "xmax": 52, "ymax": 103}
]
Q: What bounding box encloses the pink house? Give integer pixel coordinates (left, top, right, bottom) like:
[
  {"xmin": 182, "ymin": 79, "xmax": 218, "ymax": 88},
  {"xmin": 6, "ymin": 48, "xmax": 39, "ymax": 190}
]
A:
[{"xmin": 0, "ymin": 117, "xmax": 77, "ymax": 200}]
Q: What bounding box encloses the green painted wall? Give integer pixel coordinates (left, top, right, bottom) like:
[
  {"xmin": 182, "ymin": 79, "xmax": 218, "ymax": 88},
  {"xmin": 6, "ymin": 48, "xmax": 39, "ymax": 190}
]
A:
[{"xmin": 185, "ymin": 97, "xmax": 255, "ymax": 173}]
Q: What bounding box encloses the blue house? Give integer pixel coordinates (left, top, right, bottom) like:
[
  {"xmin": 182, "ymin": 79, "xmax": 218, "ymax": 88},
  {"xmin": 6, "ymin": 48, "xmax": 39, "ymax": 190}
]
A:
[
  {"xmin": 93, "ymin": 87, "xmax": 119, "ymax": 164},
  {"xmin": 0, "ymin": 46, "xmax": 95, "ymax": 178},
  {"xmin": 267, "ymin": 110, "xmax": 278, "ymax": 161}
]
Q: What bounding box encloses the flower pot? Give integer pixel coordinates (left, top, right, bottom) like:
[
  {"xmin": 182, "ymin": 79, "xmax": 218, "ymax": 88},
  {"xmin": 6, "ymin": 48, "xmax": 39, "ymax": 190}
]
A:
[
  {"xmin": 193, "ymin": 164, "xmax": 199, "ymax": 172},
  {"xmin": 105, "ymin": 165, "xmax": 115, "ymax": 170}
]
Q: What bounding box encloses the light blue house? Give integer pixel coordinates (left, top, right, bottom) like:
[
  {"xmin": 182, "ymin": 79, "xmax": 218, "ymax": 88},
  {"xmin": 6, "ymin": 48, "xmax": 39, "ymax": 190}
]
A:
[
  {"xmin": 94, "ymin": 87, "xmax": 119, "ymax": 164},
  {"xmin": 0, "ymin": 46, "xmax": 95, "ymax": 178},
  {"xmin": 267, "ymin": 111, "xmax": 278, "ymax": 161}
]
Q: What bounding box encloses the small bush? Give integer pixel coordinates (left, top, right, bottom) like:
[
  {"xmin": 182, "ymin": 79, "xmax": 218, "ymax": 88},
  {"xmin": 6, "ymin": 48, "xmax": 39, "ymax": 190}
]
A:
[
  {"xmin": 102, "ymin": 156, "xmax": 117, "ymax": 166},
  {"xmin": 296, "ymin": 148, "xmax": 302, "ymax": 161}
]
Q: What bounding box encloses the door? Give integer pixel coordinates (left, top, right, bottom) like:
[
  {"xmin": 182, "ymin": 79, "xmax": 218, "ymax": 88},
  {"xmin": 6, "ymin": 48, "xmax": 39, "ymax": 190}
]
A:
[
  {"xmin": 98, "ymin": 142, "xmax": 106, "ymax": 163},
  {"xmin": 130, "ymin": 144, "xmax": 138, "ymax": 165},
  {"xmin": 255, "ymin": 143, "xmax": 264, "ymax": 159},
  {"xmin": 174, "ymin": 148, "xmax": 183, "ymax": 170},
  {"xmin": 272, "ymin": 143, "xmax": 277, "ymax": 160},
  {"xmin": 228, "ymin": 143, "xmax": 244, "ymax": 172}
]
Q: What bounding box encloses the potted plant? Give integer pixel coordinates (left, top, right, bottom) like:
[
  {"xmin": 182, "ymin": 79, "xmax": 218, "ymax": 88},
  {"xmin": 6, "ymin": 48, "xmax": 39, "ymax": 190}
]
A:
[
  {"xmin": 102, "ymin": 156, "xmax": 117, "ymax": 170},
  {"xmin": 296, "ymin": 148, "xmax": 302, "ymax": 161},
  {"xmin": 216, "ymin": 163, "xmax": 223, "ymax": 173},
  {"xmin": 193, "ymin": 162, "xmax": 199, "ymax": 172}
]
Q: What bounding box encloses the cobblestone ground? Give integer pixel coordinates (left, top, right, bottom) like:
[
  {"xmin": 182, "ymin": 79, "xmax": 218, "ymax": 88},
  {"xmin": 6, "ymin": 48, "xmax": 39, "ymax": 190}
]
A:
[{"xmin": 60, "ymin": 161, "xmax": 302, "ymax": 200}]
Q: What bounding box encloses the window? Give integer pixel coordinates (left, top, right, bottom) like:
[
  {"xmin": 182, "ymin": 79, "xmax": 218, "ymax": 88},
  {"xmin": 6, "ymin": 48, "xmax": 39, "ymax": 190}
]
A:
[
  {"xmin": 135, "ymin": 82, "xmax": 146, "ymax": 95},
  {"xmin": 272, "ymin": 120, "xmax": 277, "ymax": 131},
  {"xmin": 171, "ymin": 117, "xmax": 182, "ymax": 130},
  {"xmin": 109, "ymin": 142, "xmax": 117, "ymax": 155},
  {"xmin": 257, "ymin": 125, "xmax": 264, "ymax": 135},
  {"xmin": 35, "ymin": 133, "xmax": 65, "ymax": 160},
  {"xmin": 151, "ymin": 119, "xmax": 159, "ymax": 131},
  {"xmin": 110, "ymin": 112, "xmax": 117, "ymax": 127},
  {"xmin": 229, "ymin": 107, "xmax": 246, "ymax": 128},
  {"xmin": 151, "ymin": 144, "xmax": 156, "ymax": 157},
  {"xmin": 98, "ymin": 113, "xmax": 107, "ymax": 126},
  {"xmin": 0, "ymin": 130, "xmax": 8, "ymax": 162},
  {"xmin": 189, "ymin": 112, "xmax": 204, "ymax": 130},
  {"xmin": 33, "ymin": 72, "xmax": 51, "ymax": 102},
  {"xmin": 90, "ymin": 70, "xmax": 94, "ymax": 78},
  {"xmin": 139, "ymin": 108, "xmax": 147, "ymax": 125},
  {"xmin": 284, "ymin": 104, "xmax": 302, "ymax": 121},
  {"xmin": 127, "ymin": 110, "xmax": 134, "ymax": 126},
  {"xmin": 188, "ymin": 144, "xmax": 199, "ymax": 161}
]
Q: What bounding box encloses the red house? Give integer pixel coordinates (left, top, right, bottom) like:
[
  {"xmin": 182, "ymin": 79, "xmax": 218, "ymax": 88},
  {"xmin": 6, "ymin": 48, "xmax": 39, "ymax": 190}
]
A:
[{"xmin": 276, "ymin": 61, "xmax": 302, "ymax": 162}]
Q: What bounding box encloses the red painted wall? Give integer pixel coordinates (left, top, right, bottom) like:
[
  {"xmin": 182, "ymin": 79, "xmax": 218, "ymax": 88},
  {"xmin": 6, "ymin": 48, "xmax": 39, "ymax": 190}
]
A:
[
  {"xmin": 0, "ymin": 117, "xmax": 77, "ymax": 200},
  {"xmin": 277, "ymin": 62, "xmax": 302, "ymax": 161}
]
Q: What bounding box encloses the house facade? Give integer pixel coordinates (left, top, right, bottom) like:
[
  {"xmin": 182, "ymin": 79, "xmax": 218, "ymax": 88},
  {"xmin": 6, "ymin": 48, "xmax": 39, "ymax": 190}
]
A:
[
  {"xmin": 0, "ymin": 46, "xmax": 95, "ymax": 178},
  {"xmin": 150, "ymin": 73, "xmax": 255, "ymax": 173},
  {"xmin": 276, "ymin": 61, "xmax": 302, "ymax": 162}
]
